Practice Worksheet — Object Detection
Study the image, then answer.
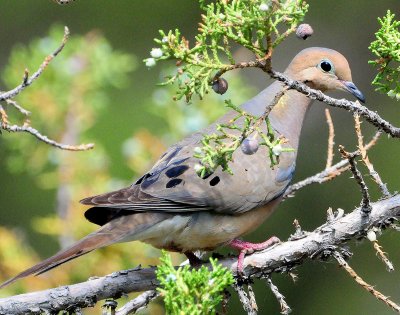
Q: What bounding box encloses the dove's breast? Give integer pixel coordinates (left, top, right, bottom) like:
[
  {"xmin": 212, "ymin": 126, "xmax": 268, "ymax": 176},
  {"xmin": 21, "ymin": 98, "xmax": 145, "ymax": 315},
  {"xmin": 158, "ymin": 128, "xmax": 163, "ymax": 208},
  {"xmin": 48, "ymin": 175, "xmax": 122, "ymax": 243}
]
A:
[{"xmin": 135, "ymin": 196, "xmax": 281, "ymax": 252}]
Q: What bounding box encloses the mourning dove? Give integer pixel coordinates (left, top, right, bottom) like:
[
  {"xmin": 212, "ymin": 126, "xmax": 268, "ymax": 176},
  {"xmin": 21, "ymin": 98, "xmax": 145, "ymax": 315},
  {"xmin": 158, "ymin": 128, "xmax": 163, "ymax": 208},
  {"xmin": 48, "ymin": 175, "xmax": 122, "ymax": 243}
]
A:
[{"xmin": 0, "ymin": 47, "xmax": 365, "ymax": 288}]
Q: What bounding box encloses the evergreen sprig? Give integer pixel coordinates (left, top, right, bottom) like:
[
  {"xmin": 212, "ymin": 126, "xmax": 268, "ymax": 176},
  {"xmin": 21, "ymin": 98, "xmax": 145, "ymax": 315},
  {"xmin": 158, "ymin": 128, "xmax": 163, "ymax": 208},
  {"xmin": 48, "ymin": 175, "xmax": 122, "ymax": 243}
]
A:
[
  {"xmin": 156, "ymin": 251, "xmax": 234, "ymax": 315},
  {"xmin": 144, "ymin": 0, "xmax": 305, "ymax": 177},
  {"xmin": 145, "ymin": 0, "xmax": 308, "ymax": 102},
  {"xmin": 369, "ymin": 10, "xmax": 400, "ymax": 99},
  {"xmin": 193, "ymin": 100, "xmax": 293, "ymax": 178}
]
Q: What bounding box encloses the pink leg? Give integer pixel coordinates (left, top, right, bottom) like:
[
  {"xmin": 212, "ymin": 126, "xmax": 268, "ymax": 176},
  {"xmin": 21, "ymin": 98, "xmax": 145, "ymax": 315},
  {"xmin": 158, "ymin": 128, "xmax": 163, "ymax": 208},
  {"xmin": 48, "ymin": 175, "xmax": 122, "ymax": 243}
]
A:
[{"xmin": 228, "ymin": 236, "xmax": 280, "ymax": 275}]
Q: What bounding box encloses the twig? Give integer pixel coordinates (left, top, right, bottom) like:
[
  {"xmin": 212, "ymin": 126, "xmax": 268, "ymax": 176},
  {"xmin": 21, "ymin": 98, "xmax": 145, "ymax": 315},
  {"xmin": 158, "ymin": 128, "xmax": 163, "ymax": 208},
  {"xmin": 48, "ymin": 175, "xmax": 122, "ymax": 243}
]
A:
[
  {"xmin": 284, "ymin": 131, "xmax": 381, "ymax": 199},
  {"xmin": 238, "ymin": 87, "xmax": 288, "ymax": 143},
  {"xmin": 373, "ymin": 240, "xmax": 394, "ymax": 272},
  {"xmin": 265, "ymin": 276, "xmax": 291, "ymax": 315},
  {"xmin": 325, "ymin": 109, "xmax": 335, "ymax": 169},
  {"xmin": 268, "ymin": 69, "xmax": 400, "ymax": 138},
  {"xmin": 0, "ymin": 105, "xmax": 9, "ymax": 126},
  {"xmin": 115, "ymin": 290, "xmax": 159, "ymax": 315},
  {"xmin": 5, "ymin": 99, "xmax": 30, "ymax": 116},
  {"xmin": 233, "ymin": 281, "xmax": 257, "ymax": 315},
  {"xmin": 0, "ymin": 27, "xmax": 94, "ymax": 151},
  {"xmin": 0, "ymin": 27, "xmax": 70, "ymax": 102},
  {"xmin": 2, "ymin": 195, "xmax": 400, "ymax": 314},
  {"xmin": 333, "ymin": 251, "xmax": 400, "ymax": 313},
  {"xmin": 339, "ymin": 145, "xmax": 372, "ymax": 215},
  {"xmin": 368, "ymin": 232, "xmax": 395, "ymax": 272},
  {"xmin": 246, "ymin": 282, "xmax": 258, "ymax": 314},
  {"xmin": 215, "ymin": 62, "xmax": 400, "ymax": 138},
  {"xmin": 3, "ymin": 124, "xmax": 94, "ymax": 151},
  {"xmin": 354, "ymin": 114, "xmax": 391, "ymax": 197}
]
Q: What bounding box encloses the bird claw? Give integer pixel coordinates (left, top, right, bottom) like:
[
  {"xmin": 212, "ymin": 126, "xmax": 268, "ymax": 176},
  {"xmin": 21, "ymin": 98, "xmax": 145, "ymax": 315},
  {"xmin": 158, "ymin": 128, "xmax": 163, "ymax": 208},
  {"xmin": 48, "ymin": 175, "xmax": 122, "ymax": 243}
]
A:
[{"xmin": 229, "ymin": 236, "xmax": 280, "ymax": 276}]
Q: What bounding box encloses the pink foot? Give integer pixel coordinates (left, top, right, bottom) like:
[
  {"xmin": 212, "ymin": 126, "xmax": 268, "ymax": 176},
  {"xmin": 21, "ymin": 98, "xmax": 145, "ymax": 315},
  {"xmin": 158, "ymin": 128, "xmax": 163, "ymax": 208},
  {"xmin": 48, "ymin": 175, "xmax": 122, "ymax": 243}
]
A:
[{"xmin": 228, "ymin": 236, "xmax": 280, "ymax": 275}]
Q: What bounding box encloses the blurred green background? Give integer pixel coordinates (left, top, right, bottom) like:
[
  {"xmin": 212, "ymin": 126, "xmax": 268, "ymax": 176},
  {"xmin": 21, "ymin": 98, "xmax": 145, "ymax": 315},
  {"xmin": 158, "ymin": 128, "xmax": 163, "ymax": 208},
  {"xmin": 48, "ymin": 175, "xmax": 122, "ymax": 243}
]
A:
[{"xmin": 1, "ymin": 0, "xmax": 400, "ymax": 314}]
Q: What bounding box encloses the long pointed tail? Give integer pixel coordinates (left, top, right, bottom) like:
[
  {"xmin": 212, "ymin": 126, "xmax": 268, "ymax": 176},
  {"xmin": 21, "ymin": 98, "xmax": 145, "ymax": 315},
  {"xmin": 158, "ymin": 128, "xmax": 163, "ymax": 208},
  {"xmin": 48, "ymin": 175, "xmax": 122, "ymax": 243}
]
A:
[
  {"xmin": 0, "ymin": 211, "xmax": 168, "ymax": 289},
  {"xmin": 0, "ymin": 225, "xmax": 124, "ymax": 289}
]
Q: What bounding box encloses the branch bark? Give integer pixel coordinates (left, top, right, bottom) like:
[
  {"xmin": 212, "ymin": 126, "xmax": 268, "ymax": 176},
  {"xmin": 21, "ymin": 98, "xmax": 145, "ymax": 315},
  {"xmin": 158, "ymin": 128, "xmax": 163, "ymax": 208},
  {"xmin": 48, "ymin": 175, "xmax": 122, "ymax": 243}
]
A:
[
  {"xmin": 1, "ymin": 195, "xmax": 400, "ymax": 314},
  {"xmin": 268, "ymin": 70, "xmax": 400, "ymax": 138}
]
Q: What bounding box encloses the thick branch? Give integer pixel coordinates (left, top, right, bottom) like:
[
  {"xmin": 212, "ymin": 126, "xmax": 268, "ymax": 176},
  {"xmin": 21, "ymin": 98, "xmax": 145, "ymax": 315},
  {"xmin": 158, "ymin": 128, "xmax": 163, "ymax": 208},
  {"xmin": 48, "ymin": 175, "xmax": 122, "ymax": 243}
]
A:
[{"xmin": 1, "ymin": 195, "xmax": 400, "ymax": 314}]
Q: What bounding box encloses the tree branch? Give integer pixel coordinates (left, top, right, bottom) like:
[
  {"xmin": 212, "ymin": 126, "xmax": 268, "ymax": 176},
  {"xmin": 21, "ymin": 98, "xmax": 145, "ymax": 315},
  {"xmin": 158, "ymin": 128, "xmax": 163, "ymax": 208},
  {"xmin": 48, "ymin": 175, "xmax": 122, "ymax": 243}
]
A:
[
  {"xmin": 0, "ymin": 27, "xmax": 69, "ymax": 102},
  {"xmin": 3, "ymin": 124, "xmax": 94, "ymax": 151},
  {"xmin": 268, "ymin": 69, "xmax": 400, "ymax": 137},
  {"xmin": 1, "ymin": 195, "xmax": 400, "ymax": 314}
]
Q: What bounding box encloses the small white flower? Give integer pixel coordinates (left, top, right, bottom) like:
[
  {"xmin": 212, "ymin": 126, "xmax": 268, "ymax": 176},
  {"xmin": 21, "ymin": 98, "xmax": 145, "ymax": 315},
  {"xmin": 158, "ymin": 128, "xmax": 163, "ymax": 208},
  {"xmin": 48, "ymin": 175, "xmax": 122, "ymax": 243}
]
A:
[
  {"xmin": 194, "ymin": 147, "xmax": 203, "ymax": 154},
  {"xmin": 208, "ymin": 279, "xmax": 215, "ymax": 286},
  {"xmin": 162, "ymin": 36, "xmax": 169, "ymax": 43},
  {"xmin": 194, "ymin": 164, "xmax": 203, "ymax": 173},
  {"xmin": 272, "ymin": 144, "xmax": 283, "ymax": 156},
  {"xmin": 367, "ymin": 230, "xmax": 377, "ymax": 242},
  {"xmin": 165, "ymin": 274, "xmax": 177, "ymax": 282},
  {"xmin": 218, "ymin": 13, "xmax": 226, "ymax": 20},
  {"xmin": 145, "ymin": 58, "xmax": 156, "ymax": 67},
  {"xmin": 259, "ymin": 3, "xmax": 269, "ymax": 11},
  {"xmin": 150, "ymin": 48, "xmax": 163, "ymax": 58},
  {"xmin": 387, "ymin": 90, "xmax": 396, "ymax": 98}
]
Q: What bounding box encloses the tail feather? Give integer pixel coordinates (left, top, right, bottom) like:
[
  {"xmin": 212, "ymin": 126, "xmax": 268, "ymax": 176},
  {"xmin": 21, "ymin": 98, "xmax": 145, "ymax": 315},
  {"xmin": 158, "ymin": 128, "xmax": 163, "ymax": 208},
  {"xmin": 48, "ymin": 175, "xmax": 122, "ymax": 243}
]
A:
[
  {"xmin": 0, "ymin": 211, "xmax": 168, "ymax": 289},
  {"xmin": 0, "ymin": 229, "xmax": 121, "ymax": 289}
]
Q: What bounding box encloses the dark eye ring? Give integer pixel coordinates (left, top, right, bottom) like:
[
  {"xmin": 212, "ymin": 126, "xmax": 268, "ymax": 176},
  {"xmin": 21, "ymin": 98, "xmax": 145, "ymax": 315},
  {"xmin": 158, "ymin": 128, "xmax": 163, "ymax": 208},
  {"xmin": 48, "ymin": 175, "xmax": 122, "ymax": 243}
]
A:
[{"xmin": 319, "ymin": 60, "xmax": 333, "ymax": 72}]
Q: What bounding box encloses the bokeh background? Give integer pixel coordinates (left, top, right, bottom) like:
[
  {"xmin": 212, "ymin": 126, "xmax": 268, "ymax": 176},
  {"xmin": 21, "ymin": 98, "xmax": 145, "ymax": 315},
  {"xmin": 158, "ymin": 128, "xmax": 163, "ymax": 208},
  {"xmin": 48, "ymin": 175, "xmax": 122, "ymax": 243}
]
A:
[{"xmin": 0, "ymin": 1, "xmax": 400, "ymax": 314}]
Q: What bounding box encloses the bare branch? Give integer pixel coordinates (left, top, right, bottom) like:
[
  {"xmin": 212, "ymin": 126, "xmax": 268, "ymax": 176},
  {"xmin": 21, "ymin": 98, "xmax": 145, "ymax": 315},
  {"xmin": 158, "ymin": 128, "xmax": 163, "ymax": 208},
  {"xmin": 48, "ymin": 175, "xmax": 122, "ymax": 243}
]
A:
[
  {"xmin": 367, "ymin": 229, "xmax": 395, "ymax": 272},
  {"xmin": 284, "ymin": 131, "xmax": 381, "ymax": 199},
  {"xmin": 233, "ymin": 281, "xmax": 257, "ymax": 315},
  {"xmin": 265, "ymin": 276, "xmax": 291, "ymax": 315},
  {"xmin": 214, "ymin": 61, "xmax": 400, "ymax": 138},
  {"xmin": 0, "ymin": 26, "xmax": 95, "ymax": 152},
  {"xmin": 339, "ymin": 145, "xmax": 372, "ymax": 215},
  {"xmin": 268, "ymin": 70, "xmax": 400, "ymax": 138},
  {"xmin": 325, "ymin": 109, "xmax": 335, "ymax": 169},
  {"xmin": 3, "ymin": 124, "xmax": 94, "ymax": 151},
  {"xmin": 5, "ymin": 99, "xmax": 30, "ymax": 116},
  {"xmin": 333, "ymin": 251, "xmax": 400, "ymax": 313},
  {"xmin": 0, "ymin": 27, "xmax": 70, "ymax": 102},
  {"xmin": 354, "ymin": 114, "xmax": 391, "ymax": 197},
  {"xmin": 115, "ymin": 290, "xmax": 159, "ymax": 315},
  {"xmin": 2, "ymin": 195, "xmax": 400, "ymax": 314}
]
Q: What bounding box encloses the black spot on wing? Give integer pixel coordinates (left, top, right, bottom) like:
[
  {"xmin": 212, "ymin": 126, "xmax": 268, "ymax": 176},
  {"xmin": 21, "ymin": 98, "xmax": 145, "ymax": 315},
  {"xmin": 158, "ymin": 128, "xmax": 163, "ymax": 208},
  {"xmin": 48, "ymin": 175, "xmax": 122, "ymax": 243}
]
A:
[
  {"xmin": 140, "ymin": 147, "xmax": 190, "ymax": 190},
  {"xmin": 84, "ymin": 207, "xmax": 132, "ymax": 226},
  {"xmin": 209, "ymin": 176, "xmax": 220, "ymax": 186},
  {"xmin": 170, "ymin": 157, "xmax": 190, "ymax": 166},
  {"xmin": 164, "ymin": 146, "xmax": 182, "ymax": 164},
  {"xmin": 135, "ymin": 173, "xmax": 150, "ymax": 185},
  {"xmin": 165, "ymin": 165, "xmax": 189, "ymax": 178},
  {"xmin": 166, "ymin": 178, "xmax": 184, "ymax": 188},
  {"xmin": 140, "ymin": 172, "xmax": 157, "ymax": 189}
]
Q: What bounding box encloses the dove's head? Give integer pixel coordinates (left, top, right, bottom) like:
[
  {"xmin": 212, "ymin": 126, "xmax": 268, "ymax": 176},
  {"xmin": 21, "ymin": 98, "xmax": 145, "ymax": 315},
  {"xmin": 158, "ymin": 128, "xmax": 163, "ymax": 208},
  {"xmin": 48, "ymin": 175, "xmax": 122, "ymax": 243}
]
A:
[{"xmin": 285, "ymin": 47, "xmax": 365, "ymax": 103}]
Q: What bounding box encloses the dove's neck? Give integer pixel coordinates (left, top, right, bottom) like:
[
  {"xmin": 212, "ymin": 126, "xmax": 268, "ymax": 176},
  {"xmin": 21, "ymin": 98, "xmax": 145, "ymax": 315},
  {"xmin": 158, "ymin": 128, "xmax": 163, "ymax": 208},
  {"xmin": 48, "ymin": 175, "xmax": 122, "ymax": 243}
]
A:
[{"xmin": 242, "ymin": 81, "xmax": 312, "ymax": 150}]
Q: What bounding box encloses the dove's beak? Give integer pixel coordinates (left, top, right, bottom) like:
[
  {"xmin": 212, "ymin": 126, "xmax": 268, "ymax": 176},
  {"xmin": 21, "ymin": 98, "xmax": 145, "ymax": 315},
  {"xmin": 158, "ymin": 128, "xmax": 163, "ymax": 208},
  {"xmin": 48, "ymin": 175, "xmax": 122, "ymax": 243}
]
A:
[{"xmin": 341, "ymin": 81, "xmax": 366, "ymax": 103}]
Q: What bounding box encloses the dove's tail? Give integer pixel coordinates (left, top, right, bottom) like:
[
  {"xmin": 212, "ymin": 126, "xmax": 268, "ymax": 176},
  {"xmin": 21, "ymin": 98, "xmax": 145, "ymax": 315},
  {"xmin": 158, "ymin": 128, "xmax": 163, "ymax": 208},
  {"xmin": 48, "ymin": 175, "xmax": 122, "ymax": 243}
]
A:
[{"xmin": 0, "ymin": 214, "xmax": 134, "ymax": 289}]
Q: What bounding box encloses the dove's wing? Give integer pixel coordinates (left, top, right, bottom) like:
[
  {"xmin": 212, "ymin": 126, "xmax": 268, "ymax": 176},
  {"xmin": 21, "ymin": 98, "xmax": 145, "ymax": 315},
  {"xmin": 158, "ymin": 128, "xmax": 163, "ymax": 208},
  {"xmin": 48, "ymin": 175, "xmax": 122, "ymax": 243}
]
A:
[{"xmin": 81, "ymin": 106, "xmax": 296, "ymax": 217}]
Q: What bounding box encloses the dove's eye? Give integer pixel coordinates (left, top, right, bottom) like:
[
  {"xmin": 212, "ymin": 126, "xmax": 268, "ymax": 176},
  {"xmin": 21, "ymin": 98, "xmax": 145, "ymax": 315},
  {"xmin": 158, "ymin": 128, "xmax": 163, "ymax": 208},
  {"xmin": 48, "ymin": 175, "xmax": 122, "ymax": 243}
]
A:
[{"xmin": 318, "ymin": 59, "xmax": 334, "ymax": 73}]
